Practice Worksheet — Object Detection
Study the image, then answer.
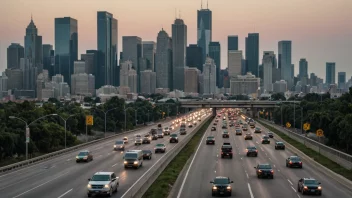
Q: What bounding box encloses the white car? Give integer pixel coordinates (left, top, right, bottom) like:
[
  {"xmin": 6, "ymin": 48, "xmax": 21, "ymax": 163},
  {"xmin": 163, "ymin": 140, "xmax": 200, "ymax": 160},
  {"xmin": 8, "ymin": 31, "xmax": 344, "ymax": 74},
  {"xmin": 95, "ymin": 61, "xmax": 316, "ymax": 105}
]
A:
[
  {"xmin": 123, "ymin": 137, "xmax": 128, "ymax": 144},
  {"xmin": 87, "ymin": 172, "xmax": 119, "ymax": 197}
]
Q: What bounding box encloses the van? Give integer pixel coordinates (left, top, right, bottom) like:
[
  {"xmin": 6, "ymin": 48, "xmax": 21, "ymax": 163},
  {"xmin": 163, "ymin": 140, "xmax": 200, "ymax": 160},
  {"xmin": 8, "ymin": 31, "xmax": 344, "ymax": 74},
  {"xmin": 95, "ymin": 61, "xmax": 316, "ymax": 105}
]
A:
[{"xmin": 123, "ymin": 150, "xmax": 143, "ymax": 169}]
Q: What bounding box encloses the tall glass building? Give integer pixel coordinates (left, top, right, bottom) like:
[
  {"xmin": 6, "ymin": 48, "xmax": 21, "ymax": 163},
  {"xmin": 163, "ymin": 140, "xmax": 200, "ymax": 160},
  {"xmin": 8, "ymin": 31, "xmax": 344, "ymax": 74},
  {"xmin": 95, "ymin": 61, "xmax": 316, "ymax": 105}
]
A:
[
  {"xmin": 326, "ymin": 62, "xmax": 336, "ymax": 85},
  {"xmin": 228, "ymin": 36, "xmax": 238, "ymax": 51},
  {"xmin": 278, "ymin": 40, "xmax": 292, "ymax": 87},
  {"xmin": 245, "ymin": 33, "xmax": 259, "ymax": 77},
  {"xmin": 25, "ymin": 17, "xmax": 42, "ymax": 72},
  {"xmin": 97, "ymin": 11, "xmax": 118, "ymax": 88},
  {"xmin": 197, "ymin": 6, "xmax": 212, "ymax": 62},
  {"xmin": 54, "ymin": 17, "xmax": 78, "ymax": 85},
  {"xmin": 209, "ymin": 41, "xmax": 221, "ymax": 87}
]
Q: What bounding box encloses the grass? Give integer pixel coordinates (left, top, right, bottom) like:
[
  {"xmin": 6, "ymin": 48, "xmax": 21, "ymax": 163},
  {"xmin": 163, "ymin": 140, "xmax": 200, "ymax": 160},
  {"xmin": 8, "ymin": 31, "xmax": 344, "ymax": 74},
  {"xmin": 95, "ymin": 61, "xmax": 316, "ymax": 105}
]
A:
[
  {"xmin": 256, "ymin": 119, "xmax": 352, "ymax": 181},
  {"xmin": 142, "ymin": 118, "xmax": 212, "ymax": 198}
]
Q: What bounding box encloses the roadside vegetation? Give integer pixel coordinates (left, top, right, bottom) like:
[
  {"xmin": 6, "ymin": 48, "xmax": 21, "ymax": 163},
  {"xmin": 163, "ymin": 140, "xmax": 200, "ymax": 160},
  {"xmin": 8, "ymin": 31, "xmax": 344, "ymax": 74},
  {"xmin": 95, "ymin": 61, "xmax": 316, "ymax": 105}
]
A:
[{"xmin": 142, "ymin": 118, "xmax": 212, "ymax": 198}]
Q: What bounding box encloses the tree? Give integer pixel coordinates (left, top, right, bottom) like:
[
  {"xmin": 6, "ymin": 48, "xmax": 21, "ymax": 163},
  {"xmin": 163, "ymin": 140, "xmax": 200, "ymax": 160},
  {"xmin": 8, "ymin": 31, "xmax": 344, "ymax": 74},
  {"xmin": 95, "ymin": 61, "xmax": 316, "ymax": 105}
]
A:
[{"xmin": 270, "ymin": 93, "xmax": 286, "ymax": 101}]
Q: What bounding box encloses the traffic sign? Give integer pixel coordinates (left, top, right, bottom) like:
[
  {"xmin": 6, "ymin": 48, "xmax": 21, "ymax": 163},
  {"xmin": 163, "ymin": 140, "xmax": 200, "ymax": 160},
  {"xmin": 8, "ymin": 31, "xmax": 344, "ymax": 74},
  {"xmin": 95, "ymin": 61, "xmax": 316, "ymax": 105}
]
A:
[
  {"xmin": 316, "ymin": 129, "xmax": 324, "ymax": 137},
  {"xmin": 286, "ymin": 122, "xmax": 291, "ymax": 128},
  {"xmin": 86, "ymin": 115, "xmax": 93, "ymax": 126},
  {"xmin": 303, "ymin": 123, "xmax": 310, "ymax": 131},
  {"xmin": 26, "ymin": 127, "xmax": 30, "ymax": 143}
]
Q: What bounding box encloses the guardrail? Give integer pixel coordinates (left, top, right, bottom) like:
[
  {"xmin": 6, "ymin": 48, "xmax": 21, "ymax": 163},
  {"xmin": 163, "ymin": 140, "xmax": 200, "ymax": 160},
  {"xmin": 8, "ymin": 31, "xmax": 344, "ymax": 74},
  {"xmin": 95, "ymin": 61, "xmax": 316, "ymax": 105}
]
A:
[
  {"xmin": 121, "ymin": 114, "xmax": 213, "ymax": 198},
  {"xmin": 257, "ymin": 118, "xmax": 352, "ymax": 170},
  {"xmin": 256, "ymin": 120, "xmax": 352, "ymax": 190},
  {"xmin": 0, "ymin": 116, "xmax": 179, "ymax": 173}
]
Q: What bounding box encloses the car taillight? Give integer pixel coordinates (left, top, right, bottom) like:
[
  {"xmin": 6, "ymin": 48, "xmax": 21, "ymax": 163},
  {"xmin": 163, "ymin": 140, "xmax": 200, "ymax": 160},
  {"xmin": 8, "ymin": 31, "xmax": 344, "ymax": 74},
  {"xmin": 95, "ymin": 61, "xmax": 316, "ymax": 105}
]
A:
[
  {"xmin": 256, "ymin": 150, "xmax": 258, "ymax": 152},
  {"xmin": 299, "ymin": 162, "xmax": 302, "ymax": 164},
  {"xmin": 221, "ymin": 152, "xmax": 223, "ymax": 154},
  {"xmin": 289, "ymin": 161, "xmax": 293, "ymax": 164},
  {"xmin": 271, "ymin": 170, "xmax": 274, "ymax": 173},
  {"xmin": 245, "ymin": 149, "xmax": 248, "ymax": 152}
]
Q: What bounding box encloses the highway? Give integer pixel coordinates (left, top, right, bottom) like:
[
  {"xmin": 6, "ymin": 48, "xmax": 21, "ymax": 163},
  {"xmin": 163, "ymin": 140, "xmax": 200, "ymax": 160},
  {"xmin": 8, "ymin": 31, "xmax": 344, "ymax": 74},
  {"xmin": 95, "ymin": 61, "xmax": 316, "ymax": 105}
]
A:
[
  {"xmin": 0, "ymin": 112, "xmax": 208, "ymax": 198},
  {"xmin": 176, "ymin": 113, "xmax": 352, "ymax": 198}
]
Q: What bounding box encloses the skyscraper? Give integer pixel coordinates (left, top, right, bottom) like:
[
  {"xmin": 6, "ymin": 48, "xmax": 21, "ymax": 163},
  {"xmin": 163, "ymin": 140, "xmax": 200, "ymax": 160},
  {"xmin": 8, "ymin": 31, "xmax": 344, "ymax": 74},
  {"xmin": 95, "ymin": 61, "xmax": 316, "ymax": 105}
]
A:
[
  {"xmin": 299, "ymin": 58, "xmax": 308, "ymax": 79},
  {"xmin": 338, "ymin": 72, "xmax": 346, "ymax": 90},
  {"xmin": 209, "ymin": 41, "xmax": 221, "ymax": 87},
  {"xmin": 186, "ymin": 44, "xmax": 203, "ymax": 72},
  {"xmin": 142, "ymin": 41, "xmax": 156, "ymax": 71},
  {"xmin": 122, "ymin": 36, "xmax": 142, "ymax": 92},
  {"xmin": 155, "ymin": 29, "xmax": 172, "ymax": 89},
  {"xmin": 172, "ymin": 18, "xmax": 187, "ymax": 91},
  {"xmin": 245, "ymin": 33, "xmax": 259, "ymax": 77},
  {"xmin": 202, "ymin": 57, "xmax": 216, "ymax": 94},
  {"xmin": 42, "ymin": 44, "xmax": 54, "ymax": 77},
  {"xmin": 97, "ymin": 11, "xmax": 118, "ymax": 87},
  {"xmin": 263, "ymin": 52, "xmax": 275, "ymax": 92},
  {"xmin": 184, "ymin": 67, "xmax": 200, "ymax": 93},
  {"xmin": 54, "ymin": 17, "xmax": 78, "ymax": 86},
  {"xmin": 228, "ymin": 36, "xmax": 238, "ymax": 51},
  {"xmin": 326, "ymin": 62, "xmax": 336, "ymax": 85},
  {"xmin": 228, "ymin": 50, "xmax": 242, "ymax": 78},
  {"xmin": 197, "ymin": 3, "xmax": 212, "ymax": 61},
  {"xmin": 7, "ymin": 43, "xmax": 24, "ymax": 69},
  {"xmin": 278, "ymin": 41, "xmax": 292, "ymax": 87},
  {"xmin": 140, "ymin": 70, "xmax": 156, "ymax": 94},
  {"xmin": 24, "ymin": 16, "xmax": 43, "ymax": 72}
]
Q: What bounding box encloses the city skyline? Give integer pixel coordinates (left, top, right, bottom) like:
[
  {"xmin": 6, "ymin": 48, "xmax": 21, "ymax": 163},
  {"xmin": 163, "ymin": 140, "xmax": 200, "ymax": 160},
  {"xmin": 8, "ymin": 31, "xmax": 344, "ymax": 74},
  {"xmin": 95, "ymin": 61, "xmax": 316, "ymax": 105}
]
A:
[{"xmin": 0, "ymin": 0, "xmax": 351, "ymax": 80}]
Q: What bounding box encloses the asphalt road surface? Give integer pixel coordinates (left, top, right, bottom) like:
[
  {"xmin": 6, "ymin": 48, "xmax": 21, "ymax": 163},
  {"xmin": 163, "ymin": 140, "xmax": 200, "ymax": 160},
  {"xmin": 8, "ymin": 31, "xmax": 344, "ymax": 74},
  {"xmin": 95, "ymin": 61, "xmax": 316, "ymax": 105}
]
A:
[
  {"xmin": 176, "ymin": 115, "xmax": 352, "ymax": 198},
  {"xmin": 0, "ymin": 113, "xmax": 208, "ymax": 198}
]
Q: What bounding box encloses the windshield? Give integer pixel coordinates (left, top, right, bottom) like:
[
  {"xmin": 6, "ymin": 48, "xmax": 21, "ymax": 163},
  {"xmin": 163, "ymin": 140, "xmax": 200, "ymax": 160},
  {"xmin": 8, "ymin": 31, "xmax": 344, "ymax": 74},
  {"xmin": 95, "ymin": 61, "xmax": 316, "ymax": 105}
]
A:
[
  {"xmin": 91, "ymin": 174, "xmax": 110, "ymax": 181},
  {"xmin": 207, "ymin": 137, "xmax": 214, "ymax": 139},
  {"xmin": 276, "ymin": 142, "xmax": 283, "ymax": 145},
  {"xmin": 304, "ymin": 180, "xmax": 319, "ymax": 185},
  {"xmin": 143, "ymin": 150, "xmax": 151, "ymax": 154},
  {"xmin": 115, "ymin": 141, "xmax": 123, "ymax": 144},
  {"xmin": 124, "ymin": 153, "xmax": 137, "ymax": 159},
  {"xmin": 171, "ymin": 134, "xmax": 177, "ymax": 137},
  {"xmin": 258, "ymin": 164, "xmax": 272, "ymax": 169},
  {"xmin": 78, "ymin": 152, "xmax": 88, "ymax": 156},
  {"xmin": 223, "ymin": 131, "xmax": 228, "ymax": 134},
  {"xmin": 290, "ymin": 157, "xmax": 301, "ymax": 161},
  {"xmin": 214, "ymin": 178, "xmax": 229, "ymax": 184},
  {"xmin": 247, "ymin": 147, "xmax": 256, "ymax": 150},
  {"xmin": 263, "ymin": 136, "xmax": 269, "ymax": 139},
  {"xmin": 156, "ymin": 144, "xmax": 164, "ymax": 147}
]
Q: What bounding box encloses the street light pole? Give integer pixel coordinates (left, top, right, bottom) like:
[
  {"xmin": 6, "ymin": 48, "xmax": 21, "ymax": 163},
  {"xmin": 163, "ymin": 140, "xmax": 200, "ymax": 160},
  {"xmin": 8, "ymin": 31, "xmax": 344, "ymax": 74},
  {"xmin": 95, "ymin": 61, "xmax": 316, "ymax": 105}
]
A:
[
  {"xmin": 281, "ymin": 105, "xmax": 283, "ymax": 126},
  {"xmin": 301, "ymin": 107, "xmax": 303, "ymax": 134},
  {"xmin": 93, "ymin": 107, "xmax": 119, "ymax": 138},
  {"xmin": 55, "ymin": 114, "xmax": 79, "ymax": 149},
  {"xmin": 294, "ymin": 97, "xmax": 296, "ymax": 131}
]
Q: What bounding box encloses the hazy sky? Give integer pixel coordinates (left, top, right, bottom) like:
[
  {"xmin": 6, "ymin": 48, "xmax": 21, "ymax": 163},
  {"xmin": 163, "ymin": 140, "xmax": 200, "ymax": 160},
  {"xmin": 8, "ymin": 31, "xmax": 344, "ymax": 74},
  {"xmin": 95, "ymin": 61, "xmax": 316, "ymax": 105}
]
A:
[{"xmin": 1, "ymin": 0, "xmax": 351, "ymax": 80}]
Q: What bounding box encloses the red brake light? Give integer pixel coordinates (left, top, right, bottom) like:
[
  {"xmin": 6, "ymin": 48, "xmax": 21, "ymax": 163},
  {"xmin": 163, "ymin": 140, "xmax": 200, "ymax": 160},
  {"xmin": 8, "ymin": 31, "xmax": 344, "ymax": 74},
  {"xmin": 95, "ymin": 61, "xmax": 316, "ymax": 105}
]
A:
[
  {"xmin": 289, "ymin": 161, "xmax": 293, "ymax": 164},
  {"xmin": 299, "ymin": 162, "xmax": 302, "ymax": 164}
]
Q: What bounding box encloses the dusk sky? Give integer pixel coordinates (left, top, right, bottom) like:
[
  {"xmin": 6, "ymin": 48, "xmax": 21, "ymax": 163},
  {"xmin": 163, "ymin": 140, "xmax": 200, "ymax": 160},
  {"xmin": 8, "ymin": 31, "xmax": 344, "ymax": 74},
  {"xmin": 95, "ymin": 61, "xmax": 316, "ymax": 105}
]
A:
[{"xmin": 0, "ymin": 0, "xmax": 351, "ymax": 80}]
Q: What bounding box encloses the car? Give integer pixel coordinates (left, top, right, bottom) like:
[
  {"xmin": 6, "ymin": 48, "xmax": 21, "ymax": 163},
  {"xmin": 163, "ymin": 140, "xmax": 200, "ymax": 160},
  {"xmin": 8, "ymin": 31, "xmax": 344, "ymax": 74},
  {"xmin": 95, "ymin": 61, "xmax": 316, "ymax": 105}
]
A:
[
  {"xmin": 210, "ymin": 176, "xmax": 233, "ymax": 196},
  {"xmin": 244, "ymin": 133, "xmax": 253, "ymax": 140},
  {"xmin": 150, "ymin": 128, "xmax": 157, "ymax": 135},
  {"xmin": 267, "ymin": 132, "xmax": 274, "ymax": 138},
  {"xmin": 254, "ymin": 164, "xmax": 274, "ymax": 179},
  {"xmin": 211, "ymin": 127, "xmax": 216, "ymax": 131},
  {"xmin": 193, "ymin": 120, "xmax": 197, "ymax": 126},
  {"xmin": 87, "ymin": 172, "xmax": 119, "ymax": 197},
  {"xmin": 246, "ymin": 146, "xmax": 258, "ymax": 157},
  {"xmin": 152, "ymin": 134, "xmax": 158, "ymax": 140},
  {"xmin": 114, "ymin": 140, "xmax": 125, "ymax": 151},
  {"xmin": 235, "ymin": 124, "xmax": 240, "ymax": 128},
  {"xmin": 297, "ymin": 178, "xmax": 322, "ymax": 195},
  {"xmin": 163, "ymin": 127, "xmax": 170, "ymax": 135},
  {"xmin": 135, "ymin": 134, "xmax": 142, "ymax": 138},
  {"xmin": 261, "ymin": 135, "xmax": 270, "ymax": 144},
  {"xmin": 213, "ymin": 122, "xmax": 217, "ymax": 125},
  {"xmin": 235, "ymin": 129, "xmax": 242, "ymax": 135},
  {"xmin": 254, "ymin": 127, "xmax": 262, "ymax": 133},
  {"xmin": 275, "ymin": 142, "xmax": 285, "ymax": 150},
  {"xmin": 142, "ymin": 150, "xmax": 152, "ymax": 160},
  {"xmin": 180, "ymin": 128, "xmax": 187, "ymax": 135},
  {"xmin": 206, "ymin": 136, "xmax": 215, "ymax": 145},
  {"xmin": 221, "ymin": 143, "xmax": 233, "ymax": 159},
  {"xmin": 222, "ymin": 125, "xmax": 227, "ymax": 129},
  {"xmin": 286, "ymin": 156, "xmax": 303, "ymax": 168},
  {"xmin": 188, "ymin": 123, "xmax": 193, "ymax": 128},
  {"xmin": 135, "ymin": 138, "xmax": 142, "ymax": 145},
  {"xmin": 154, "ymin": 143, "xmax": 166, "ymax": 153},
  {"xmin": 76, "ymin": 150, "xmax": 93, "ymax": 162},
  {"xmin": 123, "ymin": 137, "xmax": 128, "ymax": 144},
  {"xmin": 169, "ymin": 134, "xmax": 179, "ymax": 143},
  {"xmin": 142, "ymin": 135, "xmax": 151, "ymax": 144},
  {"xmin": 157, "ymin": 130, "xmax": 164, "ymax": 138},
  {"xmin": 222, "ymin": 131, "xmax": 229, "ymax": 138},
  {"xmin": 169, "ymin": 125, "xmax": 175, "ymax": 130}
]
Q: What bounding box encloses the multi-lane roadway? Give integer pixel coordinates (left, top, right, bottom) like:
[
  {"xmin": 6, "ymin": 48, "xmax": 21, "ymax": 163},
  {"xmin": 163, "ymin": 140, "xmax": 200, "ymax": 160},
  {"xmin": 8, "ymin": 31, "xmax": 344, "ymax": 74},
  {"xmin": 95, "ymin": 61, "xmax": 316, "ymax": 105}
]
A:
[
  {"xmin": 175, "ymin": 112, "xmax": 352, "ymax": 198},
  {"xmin": 0, "ymin": 111, "xmax": 208, "ymax": 198}
]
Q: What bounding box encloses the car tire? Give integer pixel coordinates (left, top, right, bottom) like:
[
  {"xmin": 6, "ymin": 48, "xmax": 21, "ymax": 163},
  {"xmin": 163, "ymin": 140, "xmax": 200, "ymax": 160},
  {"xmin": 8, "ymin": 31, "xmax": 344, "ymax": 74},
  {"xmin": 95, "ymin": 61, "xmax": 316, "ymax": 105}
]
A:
[
  {"xmin": 257, "ymin": 175, "xmax": 260, "ymax": 178},
  {"xmin": 108, "ymin": 188, "xmax": 112, "ymax": 197},
  {"xmin": 114, "ymin": 183, "xmax": 118, "ymax": 192},
  {"xmin": 271, "ymin": 175, "xmax": 274, "ymax": 179},
  {"xmin": 88, "ymin": 193, "xmax": 92, "ymax": 197},
  {"xmin": 255, "ymin": 154, "xmax": 257, "ymax": 157},
  {"xmin": 297, "ymin": 186, "xmax": 301, "ymax": 192},
  {"xmin": 149, "ymin": 156, "xmax": 152, "ymax": 160},
  {"xmin": 228, "ymin": 192, "xmax": 232, "ymax": 196}
]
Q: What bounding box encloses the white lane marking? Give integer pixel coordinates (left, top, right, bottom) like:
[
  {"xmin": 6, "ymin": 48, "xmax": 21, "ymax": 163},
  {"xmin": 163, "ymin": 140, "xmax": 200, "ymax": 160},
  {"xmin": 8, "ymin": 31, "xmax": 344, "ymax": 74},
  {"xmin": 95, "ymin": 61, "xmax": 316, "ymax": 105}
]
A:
[
  {"xmin": 66, "ymin": 159, "xmax": 71, "ymax": 161},
  {"xmin": 175, "ymin": 125, "xmax": 209, "ymax": 198},
  {"xmin": 273, "ymin": 164, "xmax": 276, "ymax": 168},
  {"xmin": 278, "ymin": 169, "xmax": 280, "ymax": 172},
  {"xmin": 217, "ymin": 154, "xmax": 219, "ymax": 157},
  {"xmin": 256, "ymin": 141, "xmax": 259, "ymax": 144},
  {"xmin": 95, "ymin": 146, "xmax": 103, "ymax": 150},
  {"xmin": 57, "ymin": 188, "xmax": 73, "ymax": 198},
  {"xmin": 287, "ymin": 179, "xmax": 293, "ymax": 185},
  {"xmin": 12, "ymin": 171, "xmax": 70, "ymax": 198},
  {"xmin": 297, "ymin": 194, "xmax": 301, "ymax": 198},
  {"xmin": 214, "ymin": 170, "xmax": 216, "ymax": 173},
  {"xmin": 247, "ymin": 183, "xmax": 254, "ymax": 198},
  {"xmin": 112, "ymin": 163, "xmax": 118, "ymax": 167},
  {"xmin": 246, "ymin": 173, "xmax": 249, "ymax": 179},
  {"xmin": 269, "ymin": 158, "xmax": 272, "ymax": 161},
  {"xmin": 291, "ymin": 186, "xmax": 297, "ymax": 192},
  {"xmin": 261, "ymin": 147, "xmax": 264, "ymax": 151}
]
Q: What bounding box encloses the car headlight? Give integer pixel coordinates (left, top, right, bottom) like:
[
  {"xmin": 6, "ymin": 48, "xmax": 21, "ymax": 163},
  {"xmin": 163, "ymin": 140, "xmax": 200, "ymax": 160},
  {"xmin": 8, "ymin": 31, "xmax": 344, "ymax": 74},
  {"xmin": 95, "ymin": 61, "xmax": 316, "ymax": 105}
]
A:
[
  {"xmin": 104, "ymin": 184, "xmax": 109, "ymax": 189},
  {"xmin": 76, "ymin": 156, "xmax": 79, "ymax": 159},
  {"xmin": 212, "ymin": 186, "xmax": 217, "ymax": 190},
  {"xmin": 124, "ymin": 161, "xmax": 128, "ymax": 164},
  {"xmin": 87, "ymin": 184, "xmax": 92, "ymax": 188},
  {"xmin": 134, "ymin": 161, "xmax": 138, "ymax": 164},
  {"xmin": 226, "ymin": 186, "xmax": 231, "ymax": 190},
  {"xmin": 303, "ymin": 186, "xmax": 308, "ymax": 189},
  {"xmin": 318, "ymin": 186, "xmax": 322, "ymax": 190},
  {"xmin": 114, "ymin": 145, "xmax": 117, "ymax": 148}
]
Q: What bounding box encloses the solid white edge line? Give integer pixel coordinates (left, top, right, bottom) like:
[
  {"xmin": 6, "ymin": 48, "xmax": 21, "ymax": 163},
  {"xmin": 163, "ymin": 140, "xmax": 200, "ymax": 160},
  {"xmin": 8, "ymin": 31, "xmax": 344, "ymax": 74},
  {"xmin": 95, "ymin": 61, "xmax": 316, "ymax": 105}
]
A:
[
  {"xmin": 176, "ymin": 126, "xmax": 208, "ymax": 198},
  {"xmin": 287, "ymin": 179, "xmax": 293, "ymax": 185},
  {"xmin": 291, "ymin": 186, "xmax": 297, "ymax": 192},
  {"xmin": 57, "ymin": 188, "xmax": 73, "ymax": 198},
  {"xmin": 247, "ymin": 183, "xmax": 254, "ymax": 198}
]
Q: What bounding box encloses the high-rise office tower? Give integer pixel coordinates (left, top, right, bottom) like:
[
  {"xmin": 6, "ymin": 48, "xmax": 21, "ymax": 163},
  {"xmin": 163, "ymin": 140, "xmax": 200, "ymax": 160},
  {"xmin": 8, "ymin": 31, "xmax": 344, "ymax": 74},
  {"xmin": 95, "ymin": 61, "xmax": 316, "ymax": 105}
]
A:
[
  {"xmin": 219, "ymin": 69, "xmax": 225, "ymax": 88},
  {"xmin": 42, "ymin": 44, "xmax": 54, "ymax": 77},
  {"xmin": 326, "ymin": 62, "xmax": 336, "ymax": 85},
  {"xmin": 55, "ymin": 17, "xmax": 78, "ymax": 86},
  {"xmin": 7, "ymin": 43, "xmax": 24, "ymax": 69},
  {"xmin": 71, "ymin": 73, "xmax": 95, "ymax": 96},
  {"xmin": 140, "ymin": 70, "xmax": 156, "ymax": 94},
  {"xmin": 97, "ymin": 11, "xmax": 118, "ymax": 87},
  {"xmin": 202, "ymin": 57, "xmax": 216, "ymax": 94},
  {"xmin": 186, "ymin": 44, "xmax": 203, "ymax": 72},
  {"xmin": 228, "ymin": 50, "xmax": 242, "ymax": 78},
  {"xmin": 278, "ymin": 41, "xmax": 292, "ymax": 87},
  {"xmin": 299, "ymin": 58, "xmax": 308, "ymax": 79},
  {"xmin": 338, "ymin": 72, "xmax": 346, "ymax": 90},
  {"xmin": 245, "ymin": 33, "xmax": 259, "ymax": 77},
  {"xmin": 142, "ymin": 41, "xmax": 156, "ymax": 71},
  {"xmin": 263, "ymin": 52, "xmax": 275, "ymax": 92},
  {"xmin": 122, "ymin": 36, "xmax": 142, "ymax": 92},
  {"xmin": 172, "ymin": 18, "xmax": 187, "ymax": 91},
  {"xmin": 209, "ymin": 41, "xmax": 221, "ymax": 87},
  {"xmin": 155, "ymin": 29, "xmax": 173, "ymax": 89},
  {"xmin": 25, "ymin": 16, "xmax": 43, "ymax": 72},
  {"xmin": 20, "ymin": 58, "xmax": 38, "ymax": 91},
  {"xmin": 228, "ymin": 36, "xmax": 238, "ymax": 51},
  {"xmin": 197, "ymin": 3, "xmax": 212, "ymax": 61},
  {"xmin": 184, "ymin": 67, "xmax": 200, "ymax": 93}
]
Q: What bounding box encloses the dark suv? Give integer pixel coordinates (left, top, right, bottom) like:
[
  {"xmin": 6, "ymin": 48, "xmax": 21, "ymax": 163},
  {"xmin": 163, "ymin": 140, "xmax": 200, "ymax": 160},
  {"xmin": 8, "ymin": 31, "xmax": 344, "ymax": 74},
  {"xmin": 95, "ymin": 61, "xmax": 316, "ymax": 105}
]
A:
[
  {"xmin": 210, "ymin": 176, "xmax": 233, "ymax": 196},
  {"xmin": 297, "ymin": 178, "xmax": 322, "ymax": 195},
  {"xmin": 275, "ymin": 142, "xmax": 285, "ymax": 150},
  {"xmin": 76, "ymin": 150, "xmax": 93, "ymax": 162},
  {"xmin": 261, "ymin": 135, "xmax": 270, "ymax": 144},
  {"xmin": 169, "ymin": 134, "xmax": 179, "ymax": 143},
  {"xmin": 246, "ymin": 146, "xmax": 258, "ymax": 157},
  {"xmin": 286, "ymin": 156, "xmax": 303, "ymax": 168},
  {"xmin": 221, "ymin": 143, "xmax": 233, "ymax": 159},
  {"xmin": 254, "ymin": 164, "xmax": 274, "ymax": 179},
  {"xmin": 222, "ymin": 131, "xmax": 229, "ymax": 138},
  {"xmin": 206, "ymin": 136, "xmax": 215, "ymax": 145}
]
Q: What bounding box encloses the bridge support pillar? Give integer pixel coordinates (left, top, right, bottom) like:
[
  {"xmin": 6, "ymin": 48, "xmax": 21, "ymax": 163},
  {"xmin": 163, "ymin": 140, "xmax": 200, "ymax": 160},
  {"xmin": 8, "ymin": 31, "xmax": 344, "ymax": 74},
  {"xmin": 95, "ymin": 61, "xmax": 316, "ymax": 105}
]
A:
[
  {"xmin": 212, "ymin": 107, "xmax": 217, "ymax": 117},
  {"xmin": 251, "ymin": 108, "xmax": 258, "ymax": 118}
]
